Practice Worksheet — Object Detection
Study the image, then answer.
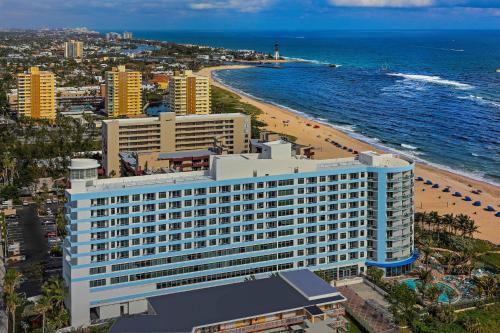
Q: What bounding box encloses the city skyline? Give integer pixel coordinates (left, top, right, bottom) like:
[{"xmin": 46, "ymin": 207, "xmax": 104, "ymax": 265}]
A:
[{"xmin": 0, "ymin": 1, "xmax": 499, "ymax": 30}]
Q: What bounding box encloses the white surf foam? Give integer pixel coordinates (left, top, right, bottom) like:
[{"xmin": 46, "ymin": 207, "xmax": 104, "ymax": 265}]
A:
[
  {"xmin": 282, "ymin": 56, "xmax": 330, "ymax": 65},
  {"xmin": 458, "ymin": 94, "xmax": 500, "ymax": 109},
  {"xmin": 401, "ymin": 143, "xmax": 418, "ymax": 150},
  {"xmin": 212, "ymin": 70, "xmax": 499, "ymax": 187},
  {"xmin": 388, "ymin": 73, "xmax": 473, "ymax": 90}
]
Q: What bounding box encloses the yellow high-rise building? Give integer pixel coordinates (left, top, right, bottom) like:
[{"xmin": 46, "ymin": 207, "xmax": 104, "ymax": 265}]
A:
[
  {"xmin": 64, "ymin": 40, "xmax": 83, "ymax": 59},
  {"xmin": 105, "ymin": 65, "xmax": 142, "ymax": 117},
  {"xmin": 17, "ymin": 66, "xmax": 56, "ymax": 120},
  {"xmin": 169, "ymin": 70, "xmax": 211, "ymax": 115}
]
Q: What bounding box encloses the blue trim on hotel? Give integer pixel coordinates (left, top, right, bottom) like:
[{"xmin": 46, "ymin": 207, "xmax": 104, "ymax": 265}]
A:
[{"xmin": 366, "ymin": 251, "xmax": 418, "ymax": 268}]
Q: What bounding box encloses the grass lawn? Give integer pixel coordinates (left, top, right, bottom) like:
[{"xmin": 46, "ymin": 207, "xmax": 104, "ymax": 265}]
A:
[
  {"xmin": 211, "ymin": 85, "xmax": 266, "ymax": 138},
  {"xmin": 211, "ymin": 85, "xmax": 297, "ymax": 142},
  {"xmin": 411, "ymin": 303, "xmax": 500, "ymax": 333},
  {"xmin": 477, "ymin": 252, "xmax": 500, "ymax": 273}
]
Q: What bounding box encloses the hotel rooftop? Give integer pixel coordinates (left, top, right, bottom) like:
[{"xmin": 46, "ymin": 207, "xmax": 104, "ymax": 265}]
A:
[
  {"xmin": 108, "ymin": 269, "xmax": 346, "ymax": 333},
  {"xmin": 69, "ymin": 141, "xmax": 411, "ymax": 195}
]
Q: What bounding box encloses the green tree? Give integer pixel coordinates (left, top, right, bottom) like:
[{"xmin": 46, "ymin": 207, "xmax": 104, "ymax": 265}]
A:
[
  {"xmin": 366, "ymin": 266, "xmax": 384, "ymax": 285},
  {"xmin": 35, "ymin": 295, "xmax": 52, "ymax": 333},
  {"xmin": 415, "ymin": 268, "xmax": 433, "ymax": 301},
  {"xmin": 6, "ymin": 292, "xmax": 20, "ymax": 333},
  {"xmin": 435, "ymin": 304, "xmax": 456, "ymax": 324},
  {"xmin": 461, "ymin": 317, "xmax": 482, "ymax": 333},
  {"xmin": 425, "ymin": 284, "xmax": 441, "ymax": 305},
  {"xmin": 385, "ymin": 283, "xmax": 418, "ymax": 326}
]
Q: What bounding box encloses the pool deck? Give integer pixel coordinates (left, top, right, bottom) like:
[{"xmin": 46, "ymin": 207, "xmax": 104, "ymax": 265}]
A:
[{"xmin": 347, "ymin": 282, "xmax": 391, "ymax": 309}]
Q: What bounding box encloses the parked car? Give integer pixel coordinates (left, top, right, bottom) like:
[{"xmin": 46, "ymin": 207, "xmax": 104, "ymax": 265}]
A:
[{"xmin": 46, "ymin": 199, "xmax": 52, "ymax": 204}]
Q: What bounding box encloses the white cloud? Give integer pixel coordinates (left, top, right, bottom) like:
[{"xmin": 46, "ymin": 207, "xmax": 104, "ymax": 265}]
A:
[
  {"xmin": 328, "ymin": 0, "xmax": 434, "ymax": 7},
  {"xmin": 189, "ymin": 0, "xmax": 275, "ymax": 12}
]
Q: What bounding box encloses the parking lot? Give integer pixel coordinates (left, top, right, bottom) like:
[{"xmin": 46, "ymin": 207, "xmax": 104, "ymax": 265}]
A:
[{"xmin": 4, "ymin": 200, "xmax": 63, "ymax": 297}]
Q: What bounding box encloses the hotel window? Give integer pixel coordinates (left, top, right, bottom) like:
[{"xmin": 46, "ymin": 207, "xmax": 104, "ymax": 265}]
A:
[
  {"xmin": 132, "ymin": 194, "xmax": 140, "ymax": 201},
  {"xmin": 89, "ymin": 279, "xmax": 106, "ymax": 288},
  {"xmin": 159, "ymin": 192, "xmax": 167, "ymax": 199}
]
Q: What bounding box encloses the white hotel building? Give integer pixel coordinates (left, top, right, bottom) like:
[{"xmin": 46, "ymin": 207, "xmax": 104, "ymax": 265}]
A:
[{"xmin": 63, "ymin": 141, "xmax": 416, "ymax": 326}]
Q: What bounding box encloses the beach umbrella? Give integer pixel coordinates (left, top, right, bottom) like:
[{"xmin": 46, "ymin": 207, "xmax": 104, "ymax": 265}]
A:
[
  {"xmin": 473, "ymin": 201, "xmax": 481, "ymax": 207},
  {"xmin": 432, "ymin": 184, "xmax": 439, "ymax": 188},
  {"xmin": 464, "ymin": 196, "xmax": 472, "ymax": 202},
  {"xmin": 486, "ymin": 205, "xmax": 495, "ymax": 212},
  {"xmin": 443, "ymin": 188, "xmax": 450, "ymax": 193},
  {"xmin": 416, "ymin": 176, "xmax": 424, "ymax": 181},
  {"xmin": 454, "ymin": 192, "xmax": 462, "ymax": 197},
  {"xmin": 425, "ymin": 180, "xmax": 433, "ymax": 185},
  {"xmin": 495, "ymin": 212, "xmax": 500, "ymax": 217}
]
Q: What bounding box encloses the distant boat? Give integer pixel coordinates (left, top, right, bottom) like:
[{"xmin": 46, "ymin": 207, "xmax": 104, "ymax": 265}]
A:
[{"xmin": 328, "ymin": 64, "xmax": 338, "ymax": 68}]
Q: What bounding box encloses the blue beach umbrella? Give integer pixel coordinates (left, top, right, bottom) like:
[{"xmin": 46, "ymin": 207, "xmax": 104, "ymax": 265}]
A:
[
  {"xmin": 432, "ymin": 184, "xmax": 439, "ymax": 188},
  {"xmin": 473, "ymin": 201, "xmax": 481, "ymax": 207},
  {"xmin": 464, "ymin": 196, "xmax": 472, "ymax": 202},
  {"xmin": 416, "ymin": 177, "xmax": 424, "ymax": 181},
  {"xmin": 425, "ymin": 180, "xmax": 433, "ymax": 185},
  {"xmin": 454, "ymin": 192, "xmax": 462, "ymax": 197},
  {"xmin": 495, "ymin": 212, "xmax": 500, "ymax": 217},
  {"xmin": 443, "ymin": 188, "xmax": 450, "ymax": 193},
  {"xmin": 485, "ymin": 206, "xmax": 495, "ymax": 212}
]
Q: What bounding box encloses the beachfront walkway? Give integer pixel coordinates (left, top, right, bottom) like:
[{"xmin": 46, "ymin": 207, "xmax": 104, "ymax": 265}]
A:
[{"xmin": 338, "ymin": 285, "xmax": 396, "ymax": 333}]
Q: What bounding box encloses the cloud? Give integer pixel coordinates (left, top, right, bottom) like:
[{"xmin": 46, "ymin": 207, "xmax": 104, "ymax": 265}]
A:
[
  {"xmin": 328, "ymin": 0, "xmax": 434, "ymax": 7},
  {"xmin": 189, "ymin": 0, "xmax": 275, "ymax": 12}
]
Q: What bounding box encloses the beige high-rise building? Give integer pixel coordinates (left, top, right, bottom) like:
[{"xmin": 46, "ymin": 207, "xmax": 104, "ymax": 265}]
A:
[
  {"xmin": 102, "ymin": 112, "xmax": 250, "ymax": 176},
  {"xmin": 64, "ymin": 40, "xmax": 83, "ymax": 59},
  {"xmin": 122, "ymin": 31, "xmax": 133, "ymax": 40},
  {"xmin": 17, "ymin": 67, "xmax": 56, "ymax": 120},
  {"xmin": 169, "ymin": 70, "xmax": 211, "ymax": 115},
  {"xmin": 105, "ymin": 65, "xmax": 142, "ymax": 117}
]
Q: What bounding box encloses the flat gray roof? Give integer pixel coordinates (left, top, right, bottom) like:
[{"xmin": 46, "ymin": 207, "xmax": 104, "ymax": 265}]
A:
[
  {"xmin": 280, "ymin": 270, "xmax": 340, "ymax": 301},
  {"xmin": 158, "ymin": 150, "xmax": 214, "ymax": 160},
  {"xmin": 109, "ymin": 269, "xmax": 345, "ymax": 333}
]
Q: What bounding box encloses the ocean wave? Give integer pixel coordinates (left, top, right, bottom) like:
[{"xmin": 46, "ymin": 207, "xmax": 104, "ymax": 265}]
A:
[
  {"xmin": 388, "ymin": 73, "xmax": 474, "ymax": 90},
  {"xmin": 458, "ymin": 94, "xmax": 500, "ymax": 108},
  {"xmin": 282, "ymin": 56, "xmax": 330, "ymax": 65},
  {"xmin": 211, "ymin": 71, "xmax": 500, "ymax": 187},
  {"xmin": 401, "ymin": 143, "xmax": 418, "ymax": 150}
]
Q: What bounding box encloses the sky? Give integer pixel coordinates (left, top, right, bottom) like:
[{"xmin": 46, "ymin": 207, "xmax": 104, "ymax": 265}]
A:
[{"xmin": 0, "ymin": 0, "xmax": 499, "ymax": 30}]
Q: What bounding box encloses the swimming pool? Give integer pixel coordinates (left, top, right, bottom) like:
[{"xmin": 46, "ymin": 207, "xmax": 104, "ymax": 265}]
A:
[{"xmin": 402, "ymin": 279, "xmax": 457, "ymax": 303}]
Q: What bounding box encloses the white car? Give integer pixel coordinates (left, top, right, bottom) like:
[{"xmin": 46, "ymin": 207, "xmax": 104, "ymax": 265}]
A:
[
  {"xmin": 46, "ymin": 199, "xmax": 52, "ymax": 204},
  {"xmin": 22, "ymin": 201, "xmax": 29, "ymax": 206}
]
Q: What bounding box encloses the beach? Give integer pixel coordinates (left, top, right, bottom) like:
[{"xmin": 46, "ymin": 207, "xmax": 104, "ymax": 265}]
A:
[{"xmin": 198, "ymin": 65, "xmax": 500, "ymax": 244}]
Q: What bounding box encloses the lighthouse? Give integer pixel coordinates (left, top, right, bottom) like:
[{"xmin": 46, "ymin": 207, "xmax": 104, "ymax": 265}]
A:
[{"xmin": 274, "ymin": 42, "xmax": 280, "ymax": 61}]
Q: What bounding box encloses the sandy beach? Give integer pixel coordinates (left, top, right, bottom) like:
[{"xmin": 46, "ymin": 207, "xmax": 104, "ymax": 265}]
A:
[{"xmin": 199, "ymin": 65, "xmax": 500, "ymax": 244}]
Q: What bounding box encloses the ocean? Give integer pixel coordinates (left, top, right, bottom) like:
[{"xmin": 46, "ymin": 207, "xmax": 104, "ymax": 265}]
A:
[{"xmin": 131, "ymin": 30, "xmax": 500, "ymax": 185}]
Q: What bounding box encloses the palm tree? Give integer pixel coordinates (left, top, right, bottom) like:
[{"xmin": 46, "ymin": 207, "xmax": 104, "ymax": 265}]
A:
[
  {"xmin": 42, "ymin": 277, "xmax": 65, "ymax": 310},
  {"xmin": 6, "ymin": 292, "xmax": 19, "ymax": 333},
  {"xmin": 428, "ymin": 211, "xmax": 440, "ymax": 234},
  {"xmin": 3, "ymin": 268, "xmax": 21, "ymax": 296},
  {"xmin": 415, "ymin": 268, "xmax": 433, "ymax": 301},
  {"xmin": 474, "ymin": 275, "xmax": 497, "ymax": 299},
  {"xmin": 462, "ymin": 317, "xmax": 481, "ymax": 333},
  {"xmin": 35, "ymin": 296, "xmax": 52, "ymax": 333},
  {"xmin": 439, "ymin": 252, "xmax": 454, "ymax": 274},
  {"xmin": 441, "ymin": 213, "xmax": 454, "ymax": 235},
  {"xmin": 465, "ymin": 219, "xmax": 479, "ymax": 239},
  {"xmin": 455, "ymin": 214, "xmax": 473, "ymax": 237},
  {"xmin": 420, "ymin": 240, "xmax": 433, "ymax": 270}
]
